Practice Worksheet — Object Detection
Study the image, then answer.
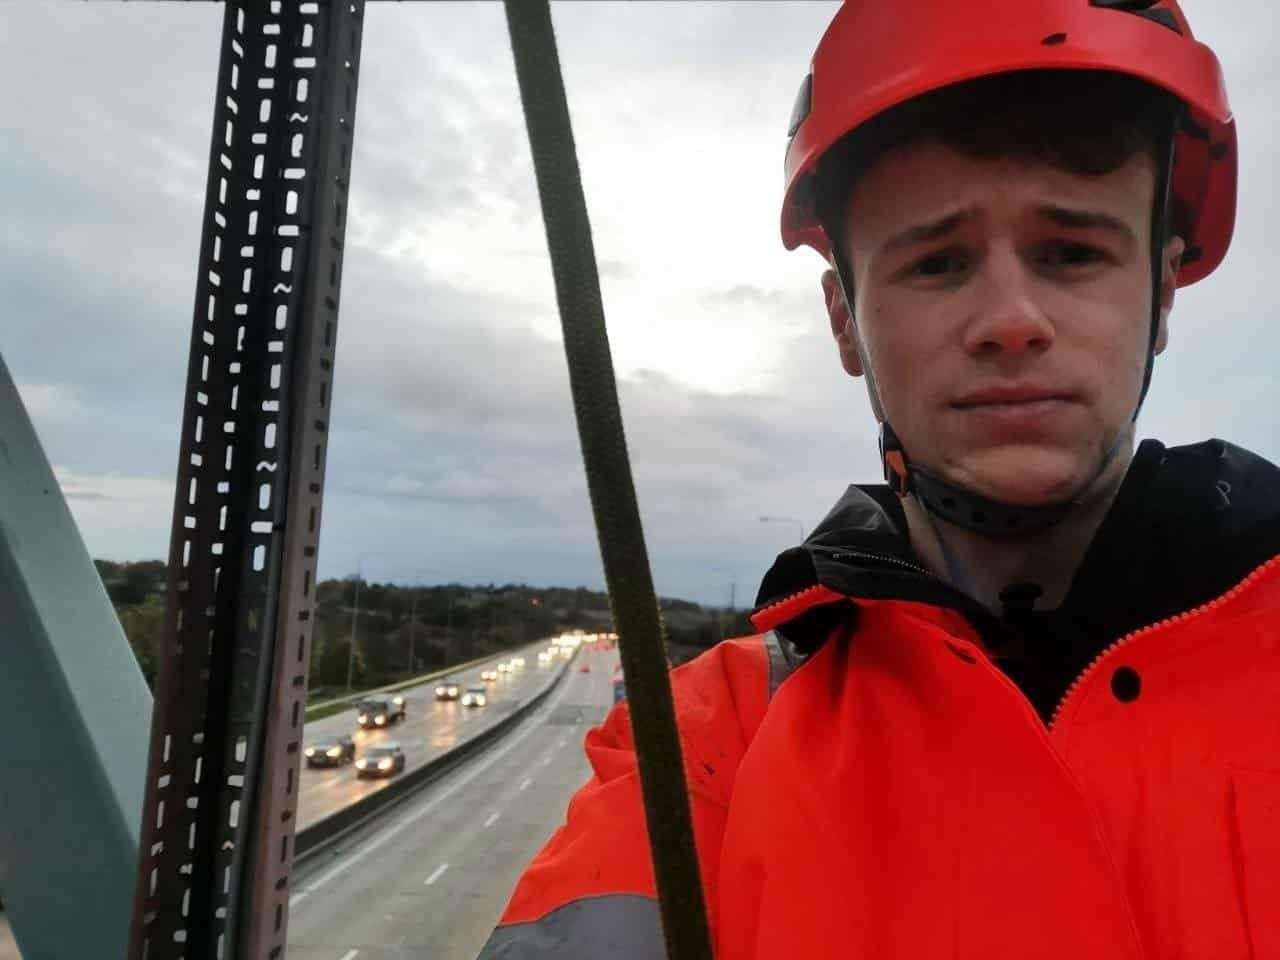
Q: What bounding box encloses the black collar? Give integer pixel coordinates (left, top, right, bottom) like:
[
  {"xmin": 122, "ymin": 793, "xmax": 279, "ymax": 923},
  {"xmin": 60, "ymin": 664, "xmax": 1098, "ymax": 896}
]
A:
[{"xmin": 755, "ymin": 439, "xmax": 1280, "ymax": 655}]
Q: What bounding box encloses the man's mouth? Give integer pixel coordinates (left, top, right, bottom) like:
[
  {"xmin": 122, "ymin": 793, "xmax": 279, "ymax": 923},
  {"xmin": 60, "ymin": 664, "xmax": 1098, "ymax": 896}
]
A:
[{"xmin": 952, "ymin": 385, "xmax": 1077, "ymax": 409}]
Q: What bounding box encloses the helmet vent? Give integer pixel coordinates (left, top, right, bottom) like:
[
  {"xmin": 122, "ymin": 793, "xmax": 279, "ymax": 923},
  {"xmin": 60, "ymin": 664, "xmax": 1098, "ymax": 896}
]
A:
[
  {"xmin": 1090, "ymin": 1, "xmax": 1182, "ymax": 34},
  {"xmin": 1041, "ymin": 33, "xmax": 1068, "ymax": 46}
]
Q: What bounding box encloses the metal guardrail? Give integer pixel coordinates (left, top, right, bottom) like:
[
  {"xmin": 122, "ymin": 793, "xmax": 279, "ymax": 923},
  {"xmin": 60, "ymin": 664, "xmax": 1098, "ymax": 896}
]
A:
[{"xmin": 293, "ymin": 652, "xmax": 574, "ymax": 865}]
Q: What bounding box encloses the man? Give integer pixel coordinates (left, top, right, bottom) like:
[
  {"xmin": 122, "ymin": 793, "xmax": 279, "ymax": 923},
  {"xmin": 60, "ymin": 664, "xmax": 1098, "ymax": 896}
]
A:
[{"xmin": 480, "ymin": 1, "xmax": 1280, "ymax": 956}]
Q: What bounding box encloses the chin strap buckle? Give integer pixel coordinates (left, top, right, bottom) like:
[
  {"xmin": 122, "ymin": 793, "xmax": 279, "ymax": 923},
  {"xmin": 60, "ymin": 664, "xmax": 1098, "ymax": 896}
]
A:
[
  {"xmin": 879, "ymin": 422, "xmax": 911, "ymax": 497},
  {"xmin": 878, "ymin": 421, "xmax": 1076, "ymax": 536}
]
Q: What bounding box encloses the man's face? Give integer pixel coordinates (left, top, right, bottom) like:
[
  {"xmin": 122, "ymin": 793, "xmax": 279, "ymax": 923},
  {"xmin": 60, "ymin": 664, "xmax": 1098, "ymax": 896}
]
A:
[{"xmin": 825, "ymin": 139, "xmax": 1183, "ymax": 506}]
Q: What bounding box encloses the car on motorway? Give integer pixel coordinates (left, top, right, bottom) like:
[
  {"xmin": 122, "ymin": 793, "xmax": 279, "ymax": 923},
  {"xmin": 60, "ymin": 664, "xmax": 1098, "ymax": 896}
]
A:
[
  {"xmin": 303, "ymin": 734, "xmax": 356, "ymax": 768},
  {"xmin": 355, "ymin": 695, "xmax": 406, "ymax": 729},
  {"xmin": 434, "ymin": 679, "xmax": 461, "ymax": 701},
  {"xmin": 537, "ymin": 650, "xmax": 554, "ymax": 665},
  {"xmin": 354, "ymin": 742, "xmax": 406, "ymax": 778},
  {"xmin": 480, "ymin": 669, "xmax": 499, "ymax": 682},
  {"xmin": 509, "ymin": 656, "xmax": 526, "ymax": 670},
  {"xmin": 496, "ymin": 661, "xmax": 511, "ymax": 674},
  {"xmin": 461, "ymin": 685, "xmax": 488, "ymax": 708}
]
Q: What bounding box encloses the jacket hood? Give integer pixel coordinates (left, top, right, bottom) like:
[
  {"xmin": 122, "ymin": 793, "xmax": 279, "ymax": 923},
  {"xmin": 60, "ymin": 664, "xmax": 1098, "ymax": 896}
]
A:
[{"xmin": 753, "ymin": 439, "xmax": 1280, "ymax": 652}]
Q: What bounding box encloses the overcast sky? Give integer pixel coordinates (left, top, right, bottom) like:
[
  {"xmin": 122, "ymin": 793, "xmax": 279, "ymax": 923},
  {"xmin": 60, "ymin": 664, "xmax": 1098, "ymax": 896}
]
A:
[{"xmin": 3, "ymin": 2, "xmax": 1276, "ymax": 607}]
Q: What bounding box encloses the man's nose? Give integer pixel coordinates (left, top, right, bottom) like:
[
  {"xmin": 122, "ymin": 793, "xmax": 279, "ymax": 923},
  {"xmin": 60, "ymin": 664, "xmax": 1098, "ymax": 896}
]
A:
[{"xmin": 961, "ymin": 249, "xmax": 1055, "ymax": 357}]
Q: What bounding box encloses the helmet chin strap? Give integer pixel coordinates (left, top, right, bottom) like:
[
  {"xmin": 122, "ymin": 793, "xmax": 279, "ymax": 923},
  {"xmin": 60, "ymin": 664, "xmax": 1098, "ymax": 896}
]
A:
[
  {"xmin": 880, "ymin": 421, "xmax": 1123, "ymax": 536},
  {"xmin": 830, "ymin": 128, "xmax": 1174, "ymax": 540}
]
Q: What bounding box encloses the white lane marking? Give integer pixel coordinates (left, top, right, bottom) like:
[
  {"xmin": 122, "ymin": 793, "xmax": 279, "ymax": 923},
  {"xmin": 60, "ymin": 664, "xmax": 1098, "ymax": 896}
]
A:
[
  {"xmin": 339, "ymin": 951, "xmax": 359, "ymax": 960},
  {"xmin": 424, "ymin": 863, "xmax": 450, "ymax": 885},
  {"xmin": 290, "ymin": 664, "xmax": 575, "ymax": 909},
  {"xmin": 519, "ymin": 777, "xmax": 532, "ymax": 791},
  {"xmin": 483, "ymin": 812, "xmax": 500, "ymax": 828}
]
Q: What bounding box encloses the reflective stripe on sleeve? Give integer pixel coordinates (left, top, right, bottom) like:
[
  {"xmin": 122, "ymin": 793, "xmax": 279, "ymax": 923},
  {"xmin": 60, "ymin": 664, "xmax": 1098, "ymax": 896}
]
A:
[
  {"xmin": 476, "ymin": 894, "xmax": 663, "ymax": 959},
  {"xmin": 764, "ymin": 629, "xmax": 806, "ymax": 699}
]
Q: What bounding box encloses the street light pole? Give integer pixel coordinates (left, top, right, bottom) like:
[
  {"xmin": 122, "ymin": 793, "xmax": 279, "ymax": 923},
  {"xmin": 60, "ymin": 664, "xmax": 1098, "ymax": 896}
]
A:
[
  {"xmin": 408, "ymin": 588, "xmax": 418, "ymax": 674},
  {"xmin": 344, "ymin": 558, "xmax": 363, "ymax": 693}
]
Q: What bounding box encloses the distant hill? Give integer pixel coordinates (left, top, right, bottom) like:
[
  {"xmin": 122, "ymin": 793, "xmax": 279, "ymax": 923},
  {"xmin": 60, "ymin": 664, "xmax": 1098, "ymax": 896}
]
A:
[{"xmin": 95, "ymin": 560, "xmax": 753, "ymax": 698}]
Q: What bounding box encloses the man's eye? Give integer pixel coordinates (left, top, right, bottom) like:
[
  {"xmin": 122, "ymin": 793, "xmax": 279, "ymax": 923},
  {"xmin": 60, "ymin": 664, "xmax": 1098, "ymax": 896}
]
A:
[
  {"xmin": 911, "ymin": 252, "xmax": 967, "ymax": 278},
  {"xmin": 1042, "ymin": 242, "xmax": 1106, "ymax": 268}
]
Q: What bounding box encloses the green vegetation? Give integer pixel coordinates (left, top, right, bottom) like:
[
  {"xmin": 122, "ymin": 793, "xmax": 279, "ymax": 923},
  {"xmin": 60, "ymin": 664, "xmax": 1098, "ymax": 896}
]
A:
[{"xmin": 95, "ymin": 560, "xmax": 753, "ymax": 698}]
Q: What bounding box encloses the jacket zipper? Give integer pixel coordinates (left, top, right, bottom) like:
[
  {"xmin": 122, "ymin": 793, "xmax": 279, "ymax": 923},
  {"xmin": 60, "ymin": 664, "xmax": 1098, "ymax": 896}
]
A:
[
  {"xmin": 753, "ymin": 549, "xmax": 938, "ymax": 621},
  {"xmin": 751, "ymin": 583, "xmax": 837, "ymax": 622},
  {"xmin": 825, "ymin": 549, "xmax": 933, "ymax": 578},
  {"xmin": 1048, "ymin": 553, "xmax": 1280, "ymax": 730},
  {"xmin": 754, "ymin": 548, "xmax": 993, "ymax": 632}
]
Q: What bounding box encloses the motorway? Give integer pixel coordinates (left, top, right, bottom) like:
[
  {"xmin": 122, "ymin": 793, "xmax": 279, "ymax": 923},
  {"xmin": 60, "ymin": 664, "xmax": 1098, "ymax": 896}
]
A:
[
  {"xmin": 296, "ymin": 640, "xmax": 574, "ymax": 830},
  {"xmin": 286, "ymin": 640, "xmax": 615, "ymax": 959},
  {"xmin": 0, "ymin": 640, "xmax": 617, "ymax": 960}
]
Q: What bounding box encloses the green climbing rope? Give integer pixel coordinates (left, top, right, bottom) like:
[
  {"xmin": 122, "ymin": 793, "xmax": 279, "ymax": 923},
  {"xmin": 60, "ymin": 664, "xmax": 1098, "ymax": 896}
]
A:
[{"xmin": 502, "ymin": 3, "xmax": 714, "ymax": 959}]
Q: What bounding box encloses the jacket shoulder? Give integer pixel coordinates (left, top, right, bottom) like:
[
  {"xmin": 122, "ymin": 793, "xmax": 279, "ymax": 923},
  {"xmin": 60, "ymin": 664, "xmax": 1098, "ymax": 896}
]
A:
[
  {"xmin": 487, "ymin": 635, "xmax": 772, "ymax": 938},
  {"xmin": 594, "ymin": 634, "xmax": 775, "ymax": 789}
]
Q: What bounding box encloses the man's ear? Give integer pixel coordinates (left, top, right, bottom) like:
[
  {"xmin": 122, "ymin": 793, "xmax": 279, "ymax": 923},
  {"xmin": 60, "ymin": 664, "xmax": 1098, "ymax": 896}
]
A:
[
  {"xmin": 1154, "ymin": 235, "xmax": 1186, "ymax": 356},
  {"xmin": 821, "ymin": 268, "xmax": 864, "ymax": 377}
]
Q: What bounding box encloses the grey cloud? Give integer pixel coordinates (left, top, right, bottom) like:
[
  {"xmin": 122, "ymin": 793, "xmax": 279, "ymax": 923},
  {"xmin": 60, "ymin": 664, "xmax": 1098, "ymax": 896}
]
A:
[
  {"xmin": 5, "ymin": 1, "xmax": 1278, "ymax": 607},
  {"xmin": 699, "ymin": 284, "xmax": 817, "ymax": 319}
]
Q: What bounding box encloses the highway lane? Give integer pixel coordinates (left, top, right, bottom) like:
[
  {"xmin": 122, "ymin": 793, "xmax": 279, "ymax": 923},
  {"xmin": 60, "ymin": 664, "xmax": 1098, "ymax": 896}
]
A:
[
  {"xmin": 297, "ymin": 640, "xmax": 570, "ymax": 829},
  {"xmin": 0, "ymin": 641, "xmax": 587, "ymax": 960},
  {"xmin": 285, "ymin": 641, "xmax": 619, "ymax": 959}
]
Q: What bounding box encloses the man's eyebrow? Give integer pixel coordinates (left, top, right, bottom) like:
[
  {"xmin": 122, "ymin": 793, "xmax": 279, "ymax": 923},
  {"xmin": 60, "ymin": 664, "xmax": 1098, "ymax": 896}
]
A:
[
  {"xmin": 1037, "ymin": 205, "xmax": 1136, "ymax": 241},
  {"xmin": 881, "ymin": 208, "xmax": 977, "ymax": 254}
]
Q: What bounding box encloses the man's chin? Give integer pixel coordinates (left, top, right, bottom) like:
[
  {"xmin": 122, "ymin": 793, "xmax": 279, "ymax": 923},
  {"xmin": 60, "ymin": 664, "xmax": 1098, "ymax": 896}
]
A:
[{"xmin": 938, "ymin": 449, "xmax": 1089, "ymax": 507}]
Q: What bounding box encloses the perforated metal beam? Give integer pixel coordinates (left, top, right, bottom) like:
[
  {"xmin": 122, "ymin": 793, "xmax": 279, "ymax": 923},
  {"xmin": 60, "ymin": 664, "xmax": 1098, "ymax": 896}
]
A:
[
  {"xmin": 0, "ymin": 354, "xmax": 152, "ymax": 960},
  {"xmin": 127, "ymin": 3, "xmax": 364, "ymax": 958}
]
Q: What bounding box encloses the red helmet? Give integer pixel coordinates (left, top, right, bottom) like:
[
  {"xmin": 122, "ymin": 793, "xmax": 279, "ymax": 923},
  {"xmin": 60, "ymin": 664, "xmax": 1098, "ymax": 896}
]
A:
[{"xmin": 782, "ymin": 0, "xmax": 1235, "ymax": 286}]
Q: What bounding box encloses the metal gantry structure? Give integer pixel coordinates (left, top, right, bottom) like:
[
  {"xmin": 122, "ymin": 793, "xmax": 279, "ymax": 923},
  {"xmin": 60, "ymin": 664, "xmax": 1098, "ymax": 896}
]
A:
[
  {"xmin": 3, "ymin": 2, "xmax": 709, "ymax": 959},
  {"xmin": 126, "ymin": 3, "xmax": 364, "ymax": 957}
]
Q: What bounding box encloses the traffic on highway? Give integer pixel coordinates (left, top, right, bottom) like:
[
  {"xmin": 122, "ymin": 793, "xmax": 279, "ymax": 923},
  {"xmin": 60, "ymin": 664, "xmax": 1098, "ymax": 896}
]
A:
[
  {"xmin": 295, "ymin": 634, "xmax": 598, "ymax": 831},
  {"xmin": 285, "ymin": 636, "xmax": 618, "ymax": 959}
]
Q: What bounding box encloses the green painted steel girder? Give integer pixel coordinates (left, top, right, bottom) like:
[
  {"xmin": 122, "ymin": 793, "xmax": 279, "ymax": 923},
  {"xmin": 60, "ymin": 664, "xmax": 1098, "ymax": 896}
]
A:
[{"xmin": 0, "ymin": 354, "xmax": 152, "ymax": 960}]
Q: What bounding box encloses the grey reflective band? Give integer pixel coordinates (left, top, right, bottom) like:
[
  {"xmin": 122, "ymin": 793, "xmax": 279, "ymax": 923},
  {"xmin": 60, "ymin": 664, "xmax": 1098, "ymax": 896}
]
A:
[
  {"xmin": 478, "ymin": 895, "xmax": 663, "ymax": 959},
  {"xmin": 764, "ymin": 630, "xmax": 807, "ymax": 700}
]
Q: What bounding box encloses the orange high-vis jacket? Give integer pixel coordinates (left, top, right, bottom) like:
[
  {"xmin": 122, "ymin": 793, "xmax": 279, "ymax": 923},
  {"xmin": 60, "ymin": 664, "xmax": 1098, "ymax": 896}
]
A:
[{"xmin": 479, "ymin": 440, "xmax": 1280, "ymax": 958}]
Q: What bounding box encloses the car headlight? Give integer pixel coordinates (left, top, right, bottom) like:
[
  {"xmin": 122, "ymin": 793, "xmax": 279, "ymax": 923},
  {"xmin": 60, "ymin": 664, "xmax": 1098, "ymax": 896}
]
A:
[
  {"xmin": 326, "ymin": 747, "xmax": 342, "ymax": 758},
  {"xmin": 477, "ymin": 695, "xmax": 486, "ymax": 706},
  {"xmin": 375, "ymin": 715, "xmax": 386, "ymax": 725},
  {"xmin": 377, "ymin": 758, "xmax": 394, "ymax": 771},
  {"xmin": 357, "ymin": 714, "xmax": 368, "ymax": 723},
  {"xmin": 392, "ymin": 696, "xmax": 404, "ymax": 705},
  {"xmin": 304, "ymin": 747, "xmax": 316, "ymax": 757},
  {"xmin": 355, "ymin": 759, "xmax": 368, "ymax": 769},
  {"xmin": 435, "ymin": 686, "xmax": 445, "ymax": 695}
]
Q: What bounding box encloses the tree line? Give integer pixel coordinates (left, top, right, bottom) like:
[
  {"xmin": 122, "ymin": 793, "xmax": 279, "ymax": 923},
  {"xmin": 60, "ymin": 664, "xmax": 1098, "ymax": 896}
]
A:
[{"xmin": 94, "ymin": 560, "xmax": 752, "ymax": 699}]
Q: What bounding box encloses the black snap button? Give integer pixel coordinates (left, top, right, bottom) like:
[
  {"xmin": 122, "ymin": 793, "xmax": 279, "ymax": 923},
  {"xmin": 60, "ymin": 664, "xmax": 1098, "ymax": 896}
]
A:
[{"xmin": 1111, "ymin": 666, "xmax": 1141, "ymax": 702}]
